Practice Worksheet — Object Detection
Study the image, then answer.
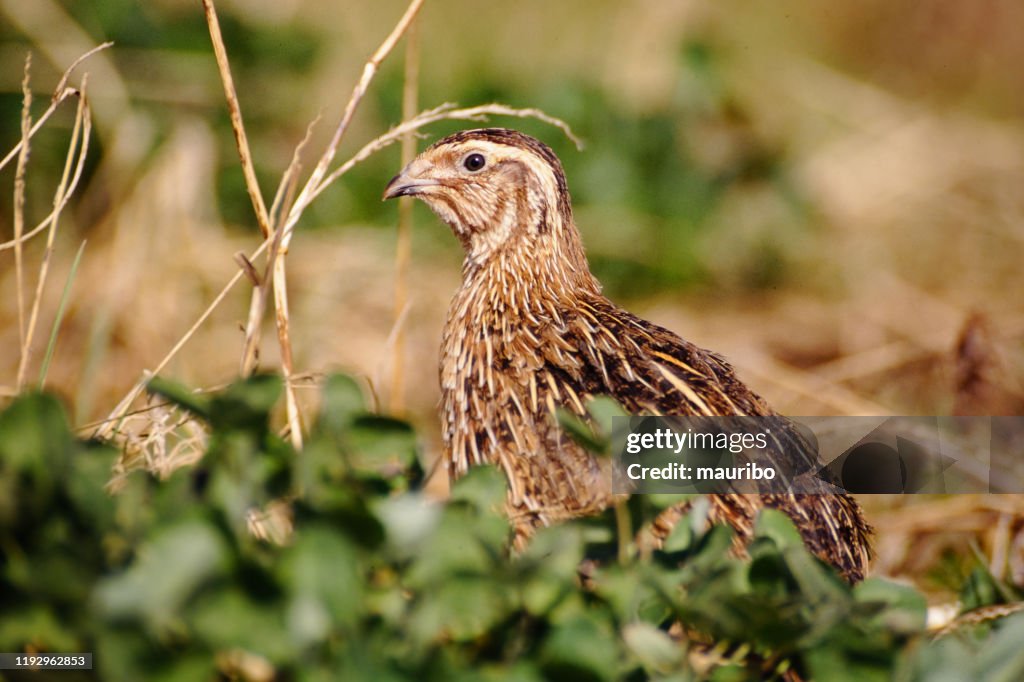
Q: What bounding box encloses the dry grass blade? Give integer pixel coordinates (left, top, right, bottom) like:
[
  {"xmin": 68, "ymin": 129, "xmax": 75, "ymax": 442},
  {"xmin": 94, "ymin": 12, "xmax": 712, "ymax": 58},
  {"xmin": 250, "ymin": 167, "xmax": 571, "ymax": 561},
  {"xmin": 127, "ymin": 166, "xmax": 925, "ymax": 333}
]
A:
[
  {"xmin": 389, "ymin": 14, "xmax": 421, "ymax": 414},
  {"xmin": 199, "ymin": 0, "xmax": 295, "ymax": 436},
  {"xmin": 0, "ymin": 44, "xmax": 111, "ymax": 255},
  {"xmin": 305, "ymin": 102, "xmax": 583, "ymax": 209},
  {"xmin": 0, "ymin": 42, "xmax": 111, "ymax": 176},
  {"xmin": 16, "ymin": 74, "xmax": 92, "ymax": 389},
  {"xmin": 238, "ymin": 120, "xmax": 317, "ymax": 378},
  {"xmin": 13, "ymin": 54, "xmax": 31, "ymax": 384},
  {"xmin": 200, "ymin": 0, "xmax": 270, "ymax": 239},
  {"xmin": 272, "ymin": 259, "xmax": 303, "ymax": 449},
  {"xmin": 51, "ymin": 41, "xmax": 115, "ymax": 98},
  {"xmin": 287, "ymin": 0, "xmax": 427, "ymax": 223},
  {"xmin": 269, "ymin": 116, "xmax": 319, "ymax": 226},
  {"xmin": 0, "ymin": 145, "xmax": 93, "ymax": 255},
  {"xmin": 233, "ymin": 252, "xmax": 261, "ymax": 287}
]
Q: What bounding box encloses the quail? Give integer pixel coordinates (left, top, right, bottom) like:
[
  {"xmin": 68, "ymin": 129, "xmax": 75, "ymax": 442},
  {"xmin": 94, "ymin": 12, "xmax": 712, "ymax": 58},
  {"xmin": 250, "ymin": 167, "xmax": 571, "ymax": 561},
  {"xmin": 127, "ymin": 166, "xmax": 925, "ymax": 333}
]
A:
[{"xmin": 384, "ymin": 128, "xmax": 870, "ymax": 581}]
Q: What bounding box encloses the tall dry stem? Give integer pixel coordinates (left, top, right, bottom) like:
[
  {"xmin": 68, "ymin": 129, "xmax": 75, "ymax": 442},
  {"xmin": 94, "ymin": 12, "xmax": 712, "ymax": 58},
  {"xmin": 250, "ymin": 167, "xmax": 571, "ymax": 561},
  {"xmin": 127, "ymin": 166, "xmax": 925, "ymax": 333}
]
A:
[
  {"xmin": 17, "ymin": 75, "xmax": 91, "ymax": 389},
  {"xmin": 389, "ymin": 14, "xmax": 421, "ymax": 414},
  {"xmin": 13, "ymin": 55, "xmax": 31, "ymax": 389},
  {"xmin": 199, "ymin": 0, "xmax": 270, "ymax": 239}
]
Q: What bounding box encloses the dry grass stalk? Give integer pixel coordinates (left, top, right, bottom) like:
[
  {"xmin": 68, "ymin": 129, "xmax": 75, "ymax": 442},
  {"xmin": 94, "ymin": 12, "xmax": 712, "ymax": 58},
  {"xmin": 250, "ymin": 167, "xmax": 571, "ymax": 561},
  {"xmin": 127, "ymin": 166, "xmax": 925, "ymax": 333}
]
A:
[
  {"xmin": 271, "ymin": 257, "xmax": 303, "ymax": 448},
  {"xmin": 389, "ymin": 14, "xmax": 421, "ymax": 414},
  {"xmin": 17, "ymin": 75, "xmax": 92, "ymax": 389},
  {"xmin": 199, "ymin": 0, "xmax": 271, "ymax": 239},
  {"xmin": 13, "ymin": 54, "xmax": 31, "ymax": 387},
  {"xmin": 199, "ymin": 0, "xmax": 280, "ymax": 445},
  {"xmin": 106, "ymin": 397, "xmax": 209, "ymax": 493},
  {"xmin": 238, "ymin": 120, "xmax": 317, "ymax": 380},
  {"xmin": 246, "ymin": 500, "xmax": 294, "ymax": 546},
  {"xmin": 202, "ymin": 0, "xmax": 307, "ymax": 452},
  {"xmin": 0, "ymin": 43, "xmax": 110, "ymax": 177},
  {"xmin": 6, "ymin": 47, "xmax": 100, "ymax": 391},
  {"xmin": 233, "ymin": 252, "xmax": 261, "ymax": 287},
  {"xmin": 288, "ymin": 0, "xmax": 428, "ymax": 217}
]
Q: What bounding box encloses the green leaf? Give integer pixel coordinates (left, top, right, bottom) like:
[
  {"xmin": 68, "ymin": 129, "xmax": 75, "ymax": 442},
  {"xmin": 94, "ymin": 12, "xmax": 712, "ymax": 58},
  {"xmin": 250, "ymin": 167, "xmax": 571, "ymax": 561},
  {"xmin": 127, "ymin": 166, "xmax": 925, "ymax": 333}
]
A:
[
  {"xmin": 209, "ymin": 374, "xmax": 282, "ymax": 433},
  {"xmin": 447, "ymin": 662, "xmax": 545, "ymax": 682},
  {"xmin": 146, "ymin": 376, "xmax": 211, "ymax": 418},
  {"xmin": 0, "ymin": 605, "xmax": 80, "ymax": 652},
  {"xmin": 414, "ymin": 576, "xmax": 510, "ymax": 642},
  {"xmin": 975, "ymin": 613, "xmax": 1024, "ymax": 682},
  {"xmin": 853, "ymin": 578, "xmax": 927, "ymax": 635},
  {"xmin": 780, "ymin": 547, "xmax": 851, "ymax": 623},
  {"xmin": 518, "ymin": 525, "xmax": 585, "ymax": 615},
  {"xmin": 404, "ymin": 507, "xmax": 504, "ymax": 588},
  {"xmin": 191, "ymin": 589, "xmax": 293, "ymax": 663},
  {"xmin": 646, "ymin": 492, "xmax": 695, "ymax": 511},
  {"xmin": 148, "ymin": 655, "xmax": 219, "ymax": 682},
  {"xmin": 282, "ymin": 524, "xmax": 362, "ymax": 643},
  {"xmin": 593, "ymin": 562, "xmax": 674, "ymax": 628},
  {"xmin": 375, "ymin": 493, "xmax": 441, "ymax": 558},
  {"xmin": 683, "ymin": 522, "xmax": 735, "ymax": 574},
  {"xmin": 585, "ymin": 396, "xmax": 630, "ymax": 439},
  {"xmin": 66, "ymin": 440, "xmax": 120, "ymax": 530},
  {"xmin": 905, "ymin": 635, "xmax": 972, "ymax": 682},
  {"xmin": 94, "ymin": 519, "xmax": 229, "ymax": 633},
  {"xmin": 0, "ymin": 392, "xmax": 74, "ymax": 471},
  {"xmin": 753, "ymin": 508, "xmax": 805, "ymax": 550},
  {"xmin": 349, "ymin": 414, "xmax": 417, "ymax": 472},
  {"xmin": 541, "ymin": 616, "xmax": 619, "ymax": 682},
  {"xmin": 659, "ymin": 508, "xmax": 694, "ymax": 554},
  {"xmin": 960, "ymin": 564, "xmax": 1009, "ymax": 612},
  {"xmin": 318, "ymin": 373, "xmax": 366, "ymax": 433},
  {"xmin": 448, "ymin": 464, "xmax": 508, "ymax": 512},
  {"xmin": 805, "ymin": 644, "xmax": 890, "ymax": 682},
  {"xmin": 623, "ymin": 621, "xmax": 684, "ymax": 672}
]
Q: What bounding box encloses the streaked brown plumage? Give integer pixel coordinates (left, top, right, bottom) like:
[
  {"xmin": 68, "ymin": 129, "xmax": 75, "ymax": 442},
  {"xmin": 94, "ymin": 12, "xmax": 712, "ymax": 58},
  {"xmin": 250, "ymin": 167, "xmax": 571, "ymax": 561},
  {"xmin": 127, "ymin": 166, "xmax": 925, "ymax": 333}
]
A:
[{"xmin": 384, "ymin": 128, "xmax": 871, "ymax": 582}]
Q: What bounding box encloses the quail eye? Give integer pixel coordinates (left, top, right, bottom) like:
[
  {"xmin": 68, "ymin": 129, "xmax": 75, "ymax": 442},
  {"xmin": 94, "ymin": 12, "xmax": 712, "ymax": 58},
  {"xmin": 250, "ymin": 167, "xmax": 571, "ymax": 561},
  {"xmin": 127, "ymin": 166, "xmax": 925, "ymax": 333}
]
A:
[{"xmin": 463, "ymin": 153, "xmax": 486, "ymax": 172}]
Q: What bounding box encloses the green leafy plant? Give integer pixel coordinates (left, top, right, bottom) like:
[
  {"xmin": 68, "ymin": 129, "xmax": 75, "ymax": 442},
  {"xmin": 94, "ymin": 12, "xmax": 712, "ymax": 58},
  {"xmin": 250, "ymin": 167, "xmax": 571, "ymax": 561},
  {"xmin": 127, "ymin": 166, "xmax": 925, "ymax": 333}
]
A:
[{"xmin": 2, "ymin": 375, "xmax": 1023, "ymax": 681}]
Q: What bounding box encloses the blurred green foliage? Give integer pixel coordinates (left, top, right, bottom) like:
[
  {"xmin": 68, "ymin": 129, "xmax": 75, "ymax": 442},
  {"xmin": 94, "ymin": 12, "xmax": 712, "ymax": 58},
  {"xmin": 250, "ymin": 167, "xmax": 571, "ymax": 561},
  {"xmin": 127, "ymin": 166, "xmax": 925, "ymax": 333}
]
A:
[{"xmin": 3, "ymin": 375, "xmax": 1024, "ymax": 681}]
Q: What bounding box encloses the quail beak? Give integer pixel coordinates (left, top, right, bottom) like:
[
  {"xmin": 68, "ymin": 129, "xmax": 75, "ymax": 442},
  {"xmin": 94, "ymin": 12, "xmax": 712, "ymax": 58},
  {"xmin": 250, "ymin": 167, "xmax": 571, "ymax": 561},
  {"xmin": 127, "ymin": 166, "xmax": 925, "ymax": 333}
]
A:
[{"xmin": 382, "ymin": 171, "xmax": 440, "ymax": 200}]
